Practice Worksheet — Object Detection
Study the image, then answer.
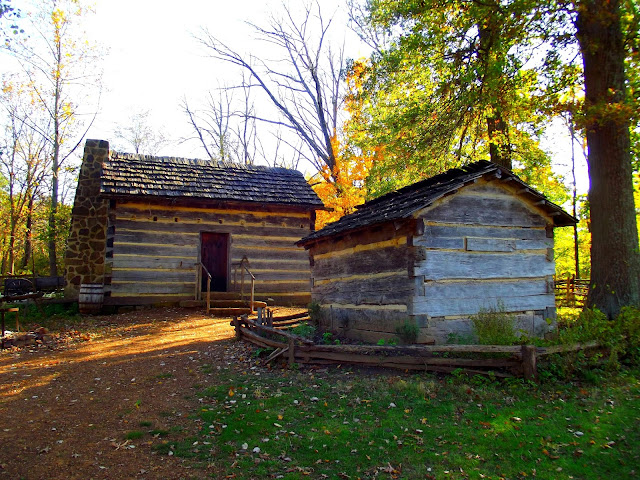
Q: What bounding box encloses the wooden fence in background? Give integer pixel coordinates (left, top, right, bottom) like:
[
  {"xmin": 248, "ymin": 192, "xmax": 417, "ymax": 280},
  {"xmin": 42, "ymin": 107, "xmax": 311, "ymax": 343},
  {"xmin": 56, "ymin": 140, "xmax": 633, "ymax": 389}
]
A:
[{"xmin": 554, "ymin": 276, "xmax": 589, "ymax": 307}]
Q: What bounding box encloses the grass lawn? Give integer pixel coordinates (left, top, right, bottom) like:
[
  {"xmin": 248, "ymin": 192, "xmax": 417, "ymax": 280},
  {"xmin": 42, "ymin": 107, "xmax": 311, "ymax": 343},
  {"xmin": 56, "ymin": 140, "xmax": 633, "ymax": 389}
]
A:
[{"xmin": 159, "ymin": 365, "xmax": 640, "ymax": 479}]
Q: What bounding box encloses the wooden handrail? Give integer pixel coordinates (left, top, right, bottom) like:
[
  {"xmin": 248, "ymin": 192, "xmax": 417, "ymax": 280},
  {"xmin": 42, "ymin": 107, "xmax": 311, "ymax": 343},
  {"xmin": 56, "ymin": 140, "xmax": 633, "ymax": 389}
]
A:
[
  {"xmin": 199, "ymin": 263, "xmax": 212, "ymax": 314},
  {"xmin": 234, "ymin": 256, "xmax": 256, "ymax": 313}
]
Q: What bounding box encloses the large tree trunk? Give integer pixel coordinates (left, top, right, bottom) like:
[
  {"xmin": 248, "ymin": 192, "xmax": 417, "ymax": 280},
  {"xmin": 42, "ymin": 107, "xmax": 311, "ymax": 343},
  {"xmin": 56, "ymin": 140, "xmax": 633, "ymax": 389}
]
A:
[
  {"xmin": 478, "ymin": 12, "xmax": 512, "ymax": 171},
  {"xmin": 576, "ymin": 0, "xmax": 640, "ymax": 317}
]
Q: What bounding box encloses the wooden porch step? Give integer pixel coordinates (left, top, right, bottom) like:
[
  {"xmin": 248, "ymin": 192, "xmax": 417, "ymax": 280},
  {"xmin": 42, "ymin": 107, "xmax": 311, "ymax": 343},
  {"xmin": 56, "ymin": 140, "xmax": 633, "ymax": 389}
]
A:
[
  {"xmin": 208, "ymin": 292, "xmax": 244, "ymax": 300},
  {"xmin": 209, "ymin": 307, "xmax": 252, "ymax": 317},
  {"xmin": 271, "ymin": 311, "xmax": 309, "ymax": 322},
  {"xmin": 273, "ymin": 316, "xmax": 311, "ymax": 327},
  {"xmin": 179, "ymin": 300, "xmax": 206, "ymax": 308},
  {"xmin": 209, "ymin": 300, "xmax": 268, "ymax": 309}
]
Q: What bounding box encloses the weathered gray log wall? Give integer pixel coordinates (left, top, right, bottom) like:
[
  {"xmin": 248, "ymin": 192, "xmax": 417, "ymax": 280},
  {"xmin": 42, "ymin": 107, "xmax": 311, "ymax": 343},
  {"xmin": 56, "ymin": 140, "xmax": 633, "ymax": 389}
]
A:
[
  {"xmin": 308, "ymin": 222, "xmax": 424, "ymax": 343},
  {"xmin": 412, "ymin": 180, "xmax": 557, "ymax": 342},
  {"xmin": 307, "ymin": 178, "xmax": 559, "ymax": 344},
  {"xmin": 106, "ymin": 200, "xmax": 313, "ymax": 305}
]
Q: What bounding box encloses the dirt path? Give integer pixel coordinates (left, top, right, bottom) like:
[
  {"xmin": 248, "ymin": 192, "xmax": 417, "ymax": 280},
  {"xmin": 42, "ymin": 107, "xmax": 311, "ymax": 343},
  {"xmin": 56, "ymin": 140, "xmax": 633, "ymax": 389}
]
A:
[{"xmin": 0, "ymin": 308, "xmax": 274, "ymax": 480}]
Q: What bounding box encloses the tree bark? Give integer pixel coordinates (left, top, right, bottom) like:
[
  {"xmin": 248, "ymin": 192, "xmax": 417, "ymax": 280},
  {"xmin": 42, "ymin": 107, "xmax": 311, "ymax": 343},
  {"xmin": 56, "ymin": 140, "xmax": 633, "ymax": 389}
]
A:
[
  {"xmin": 576, "ymin": 0, "xmax": 640, "ymax": 316},
  {"xmin": 478, "ymin": 12, "xmax": 512, "ymax": 170},
  {"xmin": 21, "ymin": 194, "xmax": 33, "ymax": 271}
]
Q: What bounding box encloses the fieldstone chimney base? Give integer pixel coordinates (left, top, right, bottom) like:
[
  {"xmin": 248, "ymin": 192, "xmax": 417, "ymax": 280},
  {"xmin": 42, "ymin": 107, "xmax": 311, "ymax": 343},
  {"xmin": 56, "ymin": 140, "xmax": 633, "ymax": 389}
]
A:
[{"xmin": 64, "ymin": 140, "xmax": 110, "ymax": 298}]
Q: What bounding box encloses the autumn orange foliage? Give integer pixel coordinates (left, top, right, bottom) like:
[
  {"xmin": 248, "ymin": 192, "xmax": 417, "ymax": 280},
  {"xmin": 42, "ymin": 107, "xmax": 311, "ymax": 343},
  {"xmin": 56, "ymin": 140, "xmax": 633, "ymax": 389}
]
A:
[
  {"xmin": 311, "ymin": 136, "xmax": 373, "ymax": 228},
  {"xmin": 310, "ymin": 59, "xmax": 378, "ymax": 229}
]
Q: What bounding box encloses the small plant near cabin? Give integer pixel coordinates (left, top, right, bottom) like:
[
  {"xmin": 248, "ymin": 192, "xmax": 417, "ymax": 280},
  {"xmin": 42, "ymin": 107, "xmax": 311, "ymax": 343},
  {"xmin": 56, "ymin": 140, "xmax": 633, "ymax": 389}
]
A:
[
  {"xmin": 395, "ymin": 320, "xmax": 419, "ymax": 344},
  {"xmin": 308, "ymin": 302, "xmax": 321, "ymax": 322},
  {"xmin": 322, "ymin": 332, "xmax": 334, "ymax": 344},
  {"xmin": 290, "ymin": 322, "xmax": 316, "ymax": 339},
  {"xmin": 252, "ymin": 347, "xmax": 274, "ymax": 358},
  {"xmin": 376, "ymin": 338, "xmax": 398, "ymax": 346},
  {"xmin": 471, "ymin": 301, "xmax": 517, "ymax": 345},
  {"xmin": 447, "ymin": 332, "xmax": 474, "ymax": 344}
]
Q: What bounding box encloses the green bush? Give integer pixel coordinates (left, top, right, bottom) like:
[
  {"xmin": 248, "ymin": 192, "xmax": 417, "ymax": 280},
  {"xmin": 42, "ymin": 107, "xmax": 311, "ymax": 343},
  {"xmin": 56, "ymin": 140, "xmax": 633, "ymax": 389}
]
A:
[
  {"xmin": 614, "ymin": 307, "xmax": 640, "ymax": 365},
  {"xmin": 290, "ymin": 322, "xmax": 316, "ymax": 339},
  {"xmin": 543, "ymin": 307, "xmax": 640, "ymax": 378},
  {"xmin": 395, "ymin": 320, "xmax": 419, "ymax": 344},
  {"xmin": 557, "ymin": 308, "xmax": 612, "ymax": 345},
  {"xmin": 471, "ymin": 301, "xmax": 517, "ymax": 345},
  {"xmin": 308, "ymin": 302, "xmax": 321, "ymax": 322}
]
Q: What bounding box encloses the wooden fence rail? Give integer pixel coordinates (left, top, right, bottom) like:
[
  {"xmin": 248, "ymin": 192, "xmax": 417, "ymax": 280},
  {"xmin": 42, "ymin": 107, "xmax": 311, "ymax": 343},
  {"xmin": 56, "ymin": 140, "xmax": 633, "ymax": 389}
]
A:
[
  {"xmin": 554, "ymin": 276, "xmax": 590, "ymax": 307},
  {"xmin": 232, "ymin": 316, "xmax": 601, "ymax": 381}
]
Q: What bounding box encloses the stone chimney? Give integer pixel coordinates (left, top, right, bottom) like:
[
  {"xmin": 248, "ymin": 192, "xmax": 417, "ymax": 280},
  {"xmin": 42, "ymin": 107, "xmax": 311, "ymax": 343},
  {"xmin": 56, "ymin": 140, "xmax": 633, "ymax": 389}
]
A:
[{"xmin": 64, "ymin": 140, "xmax": 110, "ymax": 298}]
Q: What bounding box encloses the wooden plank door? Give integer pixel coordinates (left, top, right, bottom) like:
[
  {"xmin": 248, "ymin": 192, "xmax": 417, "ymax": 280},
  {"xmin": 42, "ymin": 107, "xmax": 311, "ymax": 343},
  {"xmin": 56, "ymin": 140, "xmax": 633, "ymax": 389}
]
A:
[{"xmin": 200, "ymin": 232, "xmax": 229, "ymax": 292}]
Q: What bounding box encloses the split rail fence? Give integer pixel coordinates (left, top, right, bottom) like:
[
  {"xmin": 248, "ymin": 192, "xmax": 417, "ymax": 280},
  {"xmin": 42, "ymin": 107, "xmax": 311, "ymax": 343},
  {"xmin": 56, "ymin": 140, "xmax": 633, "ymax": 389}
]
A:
[
  {"xmin": 232, "ymin": 315, "xmax": 600, "ymax": 381},
  {"xmin": 555, "ymin": 276, "xmax": 590, "ymax": 308}
]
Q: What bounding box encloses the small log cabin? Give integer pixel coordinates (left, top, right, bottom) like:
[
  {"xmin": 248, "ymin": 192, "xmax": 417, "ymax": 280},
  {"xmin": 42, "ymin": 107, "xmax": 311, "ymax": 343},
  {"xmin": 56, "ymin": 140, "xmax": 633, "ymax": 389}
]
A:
[
  {"xmin": 297, "ymin": 161, "xmax": 577, "ymax": 344},
  {"xmin": 65, "ymin": 139, "xmax": 324, "ymax": 306}
]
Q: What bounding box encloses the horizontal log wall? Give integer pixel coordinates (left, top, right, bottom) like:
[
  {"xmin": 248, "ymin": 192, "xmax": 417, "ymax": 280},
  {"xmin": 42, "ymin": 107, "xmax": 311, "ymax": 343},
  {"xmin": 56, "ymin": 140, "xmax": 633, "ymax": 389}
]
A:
[
  {"xmin": 308, "ymin": 223, "xmax": 418, "ymax": 342},
  {"xmin": 413, "ymin": 180, "xmax": 557, "ymax": 341},
  {"xmin": 109, "ymin": 201, "xmax": 313, "ymax": 305}
]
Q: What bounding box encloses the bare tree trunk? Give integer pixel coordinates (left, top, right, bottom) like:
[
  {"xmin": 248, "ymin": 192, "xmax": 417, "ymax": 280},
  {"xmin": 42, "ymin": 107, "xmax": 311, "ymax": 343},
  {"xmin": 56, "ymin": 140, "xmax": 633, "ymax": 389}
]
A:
[
  {"xmin": 48, "ymin": 119, "xmax": 59, "ymax": 277},
  {"xmin": 21, "ymin": 194, "xmax": 33, "ymax": 271},
  {"xmin": 569, "ymin": 120, "xmax": 580, "ymax": 279},
  {"xmin": 576, "ymin": 0, "xmax": 640, "ymax": 316},
  {"xmin": 48, "ymin": 38, "xmax": 62, "ymax": 277}
]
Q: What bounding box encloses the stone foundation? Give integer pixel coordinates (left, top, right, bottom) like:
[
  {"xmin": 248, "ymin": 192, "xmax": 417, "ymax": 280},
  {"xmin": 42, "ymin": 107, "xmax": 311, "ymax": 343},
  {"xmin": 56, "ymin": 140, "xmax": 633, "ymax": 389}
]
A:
[{"xmin": 64, "ymin": 140, "xmax": 110, "ymax": 298}]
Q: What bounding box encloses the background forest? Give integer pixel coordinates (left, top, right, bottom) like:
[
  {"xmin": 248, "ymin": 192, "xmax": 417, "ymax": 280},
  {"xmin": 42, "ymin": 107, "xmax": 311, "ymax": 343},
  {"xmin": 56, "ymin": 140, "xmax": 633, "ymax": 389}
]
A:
[{"xmin": 0, "ymin": 0, "xmax": 638, "ymax": 313}]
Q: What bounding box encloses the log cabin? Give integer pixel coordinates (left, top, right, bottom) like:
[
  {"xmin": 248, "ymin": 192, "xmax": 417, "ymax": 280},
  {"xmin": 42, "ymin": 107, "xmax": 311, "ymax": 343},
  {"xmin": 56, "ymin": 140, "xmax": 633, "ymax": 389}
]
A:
[
  {"xmin": 297, "ymin": 161, "xmax": 577, "ymax": 344},
  {"xmin": 65, "ymin": 139, "xmax": 324, "ymax": 307}
]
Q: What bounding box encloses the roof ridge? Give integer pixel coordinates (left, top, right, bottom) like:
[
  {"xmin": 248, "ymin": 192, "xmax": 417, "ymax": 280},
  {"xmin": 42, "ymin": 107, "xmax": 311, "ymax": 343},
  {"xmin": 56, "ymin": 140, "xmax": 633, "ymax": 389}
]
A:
[
  {"xmin": 298, "ymin": 159, "xmax": 575, "ymax": 246},
  {"xmin": 360, "ymin": 160, "xmax": 495, "ymax": 209},
  {"xmin": 109, "ymin": 151, "xmax": 303, "ymax": 176}
]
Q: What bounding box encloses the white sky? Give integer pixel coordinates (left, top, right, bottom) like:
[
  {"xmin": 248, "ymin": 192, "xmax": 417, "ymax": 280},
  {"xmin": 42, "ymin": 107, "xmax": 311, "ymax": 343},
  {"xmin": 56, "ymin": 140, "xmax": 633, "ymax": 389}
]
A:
[{"xmin": 84, "ymin": 0, "xmax": 369, "ymax": 164}]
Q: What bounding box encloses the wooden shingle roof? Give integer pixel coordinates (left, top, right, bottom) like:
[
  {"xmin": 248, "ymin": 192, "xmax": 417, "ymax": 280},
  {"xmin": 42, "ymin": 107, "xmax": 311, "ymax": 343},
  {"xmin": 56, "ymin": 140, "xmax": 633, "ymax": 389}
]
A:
[
  {"xmin": 100, "ymin": 152, "xmax": 324, "ymax": 208},
  {"xmin": 298, "ymin": 160, "xmax": 576, "ymax": 246}
]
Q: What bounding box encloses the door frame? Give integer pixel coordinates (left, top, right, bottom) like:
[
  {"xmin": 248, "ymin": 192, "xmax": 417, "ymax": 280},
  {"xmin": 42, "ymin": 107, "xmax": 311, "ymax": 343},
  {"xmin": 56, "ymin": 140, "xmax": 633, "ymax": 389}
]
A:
[{"xmin": 198, "ymin": 231, "xmax": 231, "ymax": 295}]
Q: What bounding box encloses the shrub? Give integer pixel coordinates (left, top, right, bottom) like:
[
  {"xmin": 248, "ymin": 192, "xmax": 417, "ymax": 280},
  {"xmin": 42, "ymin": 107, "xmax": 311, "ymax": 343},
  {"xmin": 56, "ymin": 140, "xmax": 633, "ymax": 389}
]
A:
[
  {"xmin": 557, "ymin": 308, "xmax": 612, "ymax": 345},
  {"xmin": 290, "ymin": 322, "xmax": 316, "ymax": 339},
  {"xmin": 395, "ymin": 320, "xmax": 419, "ymax": 344},
  {"xmin": 308, "ymin": 302, "xmax": 321, "ymax": 322},
  {"xmin": 614, "ymin": 307, "xmax": 640, "ymax": 365},
  {"xmin": 471, "ymin": 301, "xmax": 517, "ymax": 345}
]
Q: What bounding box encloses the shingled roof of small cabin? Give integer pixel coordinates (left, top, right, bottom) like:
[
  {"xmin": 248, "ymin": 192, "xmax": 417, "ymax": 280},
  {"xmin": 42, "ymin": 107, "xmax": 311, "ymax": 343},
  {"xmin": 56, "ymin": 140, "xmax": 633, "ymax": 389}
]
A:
[
  {"xmin": 100, "ymin": 152, "xmax": 324, "ymax": 208},
  {"xmin": 298, "ymin": 160, "xmax": 576, "ymax": 246}
]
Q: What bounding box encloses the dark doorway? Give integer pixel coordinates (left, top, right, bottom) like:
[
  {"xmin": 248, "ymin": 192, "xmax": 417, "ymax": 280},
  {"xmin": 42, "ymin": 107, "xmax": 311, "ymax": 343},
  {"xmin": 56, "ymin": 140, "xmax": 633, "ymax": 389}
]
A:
[{"xmin": 200, "ymin": 232, "xmax": 229, "ymax": 292}]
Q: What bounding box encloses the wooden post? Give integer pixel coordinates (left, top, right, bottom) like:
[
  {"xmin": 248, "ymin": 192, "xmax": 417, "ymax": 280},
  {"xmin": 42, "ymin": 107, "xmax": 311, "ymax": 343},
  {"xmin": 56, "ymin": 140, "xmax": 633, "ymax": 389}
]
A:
[
  {"xmin": 206, "ymin": 276, "xmax": 211, "ymax": 314},
  {"xmin": 250, "ymin": 277, "xmax": 255, "ymax": 314},
  {"xmin": 195, "ymin": 264, "xmax": 201, "ymax": 301},
  {"xmin": 231, "ymin": 316, "xmax": 241, "ymax": 339},
  {"xmin": 521, "ymin": 345, "xmax": 538, "ymax": 381},
  {"xmin": 288, "ymin": 337, "xmax": 295, "ymax": 368},
  {"xmin": 240, "ymin": 269, "xmax": 245, "ymax": 302}
]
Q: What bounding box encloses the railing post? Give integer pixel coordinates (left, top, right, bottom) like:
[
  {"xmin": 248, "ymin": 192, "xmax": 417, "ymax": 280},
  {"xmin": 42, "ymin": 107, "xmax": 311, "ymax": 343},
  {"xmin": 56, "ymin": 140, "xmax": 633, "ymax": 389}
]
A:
[
  {"xmin": 240, "ymin": 268, "xmax": 245, "ymax": 302},
  {"xmin": 195, "ymin": 264, "xmax": 201, "ymax": 301},
  {"xmin": 206, "ymin": 275, "xmax": 211, "ymax": 314},
  {"xmin": 250, "ymin": 276, "xmax": 255, "ymax": 313}
]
